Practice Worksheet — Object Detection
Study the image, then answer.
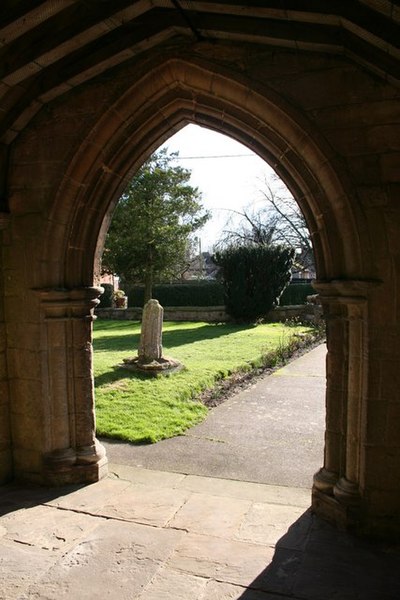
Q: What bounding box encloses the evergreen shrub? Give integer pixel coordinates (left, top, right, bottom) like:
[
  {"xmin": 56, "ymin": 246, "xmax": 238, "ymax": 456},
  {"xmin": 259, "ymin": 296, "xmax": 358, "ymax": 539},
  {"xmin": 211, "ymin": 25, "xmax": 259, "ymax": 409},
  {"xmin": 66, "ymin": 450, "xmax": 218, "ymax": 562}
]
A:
[{"xmin": 214, "ymin": 245, "xmax": 294, "ymax": 321}]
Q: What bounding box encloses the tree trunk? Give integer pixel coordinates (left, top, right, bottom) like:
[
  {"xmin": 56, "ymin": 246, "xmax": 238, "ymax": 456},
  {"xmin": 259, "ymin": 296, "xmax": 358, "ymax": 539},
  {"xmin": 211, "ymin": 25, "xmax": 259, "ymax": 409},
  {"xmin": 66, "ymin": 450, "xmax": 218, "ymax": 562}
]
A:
[
  {"xmin": 143, "ymin": 272, "xmax": 153, "ymax": 305},
  {"xmin": 143, "ymin": 247, "xmax": 153, "ymax": 305}
]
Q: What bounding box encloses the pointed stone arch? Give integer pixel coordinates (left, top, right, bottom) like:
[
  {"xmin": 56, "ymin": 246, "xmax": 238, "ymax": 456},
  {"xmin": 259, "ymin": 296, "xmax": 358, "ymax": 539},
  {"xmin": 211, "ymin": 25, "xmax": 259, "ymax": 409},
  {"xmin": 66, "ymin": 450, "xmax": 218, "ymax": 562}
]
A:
[
  {"xmin": 44, "ymin": 58, "xmax": 368, "ymax": 290},
  {"xmin": 5, "ymin": 55, "xmax": 390, "ymax": 536}
]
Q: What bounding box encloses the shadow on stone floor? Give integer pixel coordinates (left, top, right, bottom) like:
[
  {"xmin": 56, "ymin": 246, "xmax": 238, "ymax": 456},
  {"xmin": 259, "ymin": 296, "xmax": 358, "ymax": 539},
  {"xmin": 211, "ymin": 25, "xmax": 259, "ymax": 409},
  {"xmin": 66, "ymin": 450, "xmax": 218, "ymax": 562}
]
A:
[
  {"xmin": 238, "ymin": 510, "xmax": 400, "ymax": 600},
  {"xmin": 0, "ymin": 483, "xmax": 84, "ymax": 518}
]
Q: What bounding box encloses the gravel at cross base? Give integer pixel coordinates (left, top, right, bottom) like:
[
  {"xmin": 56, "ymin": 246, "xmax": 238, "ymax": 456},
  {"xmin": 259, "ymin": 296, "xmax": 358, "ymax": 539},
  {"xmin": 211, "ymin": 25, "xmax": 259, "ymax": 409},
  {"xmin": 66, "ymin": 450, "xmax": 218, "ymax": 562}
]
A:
[{"xmin": 101, "ymin": 343, "xmax": 326, "ymax": 489}]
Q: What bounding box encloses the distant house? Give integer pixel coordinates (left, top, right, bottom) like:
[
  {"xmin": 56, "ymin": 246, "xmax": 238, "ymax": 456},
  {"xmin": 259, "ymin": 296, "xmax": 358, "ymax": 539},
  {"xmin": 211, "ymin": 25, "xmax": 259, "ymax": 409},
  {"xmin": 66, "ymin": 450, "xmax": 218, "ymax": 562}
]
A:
[{"xmin": 182, "ymin": 252, "xmax": 220, "ymax": 281}]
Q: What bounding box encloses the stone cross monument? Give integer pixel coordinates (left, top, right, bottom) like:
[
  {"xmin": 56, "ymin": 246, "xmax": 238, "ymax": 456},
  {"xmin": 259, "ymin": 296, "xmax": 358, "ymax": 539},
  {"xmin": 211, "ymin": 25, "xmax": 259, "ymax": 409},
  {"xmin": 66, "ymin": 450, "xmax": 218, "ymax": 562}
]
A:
[
  {"xmin": 138, "ymin": 299, "xmax": 163, "ymax": 363},
  {"xmin": 121, "ymin": 299, "xmax": 183, "ymax": 376}
]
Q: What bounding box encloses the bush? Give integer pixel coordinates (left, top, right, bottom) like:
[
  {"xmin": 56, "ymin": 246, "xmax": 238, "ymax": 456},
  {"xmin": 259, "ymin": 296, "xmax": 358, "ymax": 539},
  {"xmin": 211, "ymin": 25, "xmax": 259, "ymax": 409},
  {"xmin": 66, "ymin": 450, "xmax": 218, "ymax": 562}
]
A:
[
  {"xmin": 280, "ymin": 283, "xmax": 314, "ymax": 306},
  {"xmin": 123, "ymin": 281, "xmax": 225, "ymax": 307},
  {"xmin": 214, "ymin": 245, "xmax": 294, "ymax": 321},
  {"xmin": 98, "ymin": 283, "xmax": 114, "ymax": 308}
]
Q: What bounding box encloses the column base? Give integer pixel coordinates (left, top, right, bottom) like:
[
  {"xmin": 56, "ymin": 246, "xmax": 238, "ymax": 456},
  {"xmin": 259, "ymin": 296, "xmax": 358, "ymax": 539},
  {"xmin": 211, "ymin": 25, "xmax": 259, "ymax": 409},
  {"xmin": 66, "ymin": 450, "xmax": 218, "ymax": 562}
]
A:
[
  {"xmin": 43, "ymin": 441, "xmax": 108, "ymax": 485},
  {"xmin": 333, "ymin": 476, "xmax": 362, "ymax": 507},
  {"xmin": 312, "ymin": 486, "xmax": 361, "ymax": 531},
  {"xmin": 76, "ymin": 440, "xmax": 106, "ymax": 465},
  {"xmin": 313, "ymin": 467, "xmax": 338, "ymax": 495}
]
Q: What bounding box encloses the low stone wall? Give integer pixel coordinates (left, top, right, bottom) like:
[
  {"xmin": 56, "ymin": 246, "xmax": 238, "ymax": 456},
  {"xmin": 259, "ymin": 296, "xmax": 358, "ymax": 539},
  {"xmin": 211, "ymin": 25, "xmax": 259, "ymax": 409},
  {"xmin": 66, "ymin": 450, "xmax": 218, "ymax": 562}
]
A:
[
  {"xmin": 96, "ymin": 304, "xmax": 322, "ymax": 323},
  {"xmin": 96, "ymin": 306, "xmax": 230, "ymax": 322},
  {"xmin": 268, "ymin": 304, "xmax": 323, "ymax": 323}
]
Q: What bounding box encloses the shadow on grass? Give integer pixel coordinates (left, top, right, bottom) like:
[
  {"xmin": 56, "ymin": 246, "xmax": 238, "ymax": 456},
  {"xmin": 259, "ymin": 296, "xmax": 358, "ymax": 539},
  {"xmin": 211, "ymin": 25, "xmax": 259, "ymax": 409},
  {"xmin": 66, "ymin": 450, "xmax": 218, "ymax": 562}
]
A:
[
  {"xmin": 93, "ymin": 321, "xmax": 254, "ymax": 353},
  {"xmin": 94, "ymin": 365, "xmax": 153, "ymax": 388}
]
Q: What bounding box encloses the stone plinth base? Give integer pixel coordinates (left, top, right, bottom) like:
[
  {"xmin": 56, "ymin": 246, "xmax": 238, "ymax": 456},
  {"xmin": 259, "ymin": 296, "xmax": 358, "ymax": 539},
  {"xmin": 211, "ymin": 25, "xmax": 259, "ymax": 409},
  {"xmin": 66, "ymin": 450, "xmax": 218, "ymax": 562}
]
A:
[
  {"xmin": 312, "ymin": 487, "xmax": 360, "ymax": 532},
  {"xmin": 43, "ymin": 441, "xmax": 108, "ymax": 486},
  {"xmin": 119, "ymin": 356, "xmax": 185, "ymax": 377},
  {"xmin": 44, "ymin": 455, "xmax": 108, "ymax": 486}
]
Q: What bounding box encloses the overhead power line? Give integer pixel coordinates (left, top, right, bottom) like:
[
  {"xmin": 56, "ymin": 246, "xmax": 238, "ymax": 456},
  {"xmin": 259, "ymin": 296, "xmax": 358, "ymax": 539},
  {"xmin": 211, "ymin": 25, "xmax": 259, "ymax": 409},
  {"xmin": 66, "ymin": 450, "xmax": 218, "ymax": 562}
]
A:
[{"xmin": 175, "ymin": 153, "xmax": 255, "ymax": 160}]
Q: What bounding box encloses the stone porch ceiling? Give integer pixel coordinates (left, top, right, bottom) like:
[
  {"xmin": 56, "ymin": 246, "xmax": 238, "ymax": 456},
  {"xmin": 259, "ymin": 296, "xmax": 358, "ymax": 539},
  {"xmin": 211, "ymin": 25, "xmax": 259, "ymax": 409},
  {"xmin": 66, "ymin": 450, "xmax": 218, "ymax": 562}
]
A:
[{"xmin": 0, "ymin": 1, "xmax": 399, "ymax": 147}]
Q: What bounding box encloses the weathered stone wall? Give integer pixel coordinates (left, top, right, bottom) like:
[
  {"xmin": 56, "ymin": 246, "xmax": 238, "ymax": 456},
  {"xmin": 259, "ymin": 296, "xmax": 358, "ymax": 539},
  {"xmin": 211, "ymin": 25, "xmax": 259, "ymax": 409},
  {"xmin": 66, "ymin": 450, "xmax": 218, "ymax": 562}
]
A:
[{"xmin": 0, "ymin": 226, "xmax": 12, "ymax": 483}]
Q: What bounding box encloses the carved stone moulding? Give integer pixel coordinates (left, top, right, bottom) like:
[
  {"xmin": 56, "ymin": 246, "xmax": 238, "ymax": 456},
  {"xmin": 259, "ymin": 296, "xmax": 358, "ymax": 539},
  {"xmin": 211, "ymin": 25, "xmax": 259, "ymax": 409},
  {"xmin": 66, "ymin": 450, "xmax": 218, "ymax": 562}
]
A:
[{"xmin": 36, "ymin": 286, "xmax": 104, "ymax": 319}]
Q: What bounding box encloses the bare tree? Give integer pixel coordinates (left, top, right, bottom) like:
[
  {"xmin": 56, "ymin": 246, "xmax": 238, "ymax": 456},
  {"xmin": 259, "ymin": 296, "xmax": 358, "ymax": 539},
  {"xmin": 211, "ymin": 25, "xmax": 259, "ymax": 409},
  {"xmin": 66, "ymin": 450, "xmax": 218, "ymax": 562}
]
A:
[{"xmin": 216, "ymin": 179, "xmax": 315, "ymax": 276}]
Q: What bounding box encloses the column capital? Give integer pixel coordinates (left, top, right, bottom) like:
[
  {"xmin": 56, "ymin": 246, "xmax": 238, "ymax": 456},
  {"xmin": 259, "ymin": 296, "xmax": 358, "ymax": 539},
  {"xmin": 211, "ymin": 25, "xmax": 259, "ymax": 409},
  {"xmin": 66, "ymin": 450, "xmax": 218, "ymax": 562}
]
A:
[
  {"xmin": 313, "ymin": 279, "xmax": 380, "ymax": 301},
  {"xmin": 35, "ymin": 286, "xmax": 103, "ymax": 319}
]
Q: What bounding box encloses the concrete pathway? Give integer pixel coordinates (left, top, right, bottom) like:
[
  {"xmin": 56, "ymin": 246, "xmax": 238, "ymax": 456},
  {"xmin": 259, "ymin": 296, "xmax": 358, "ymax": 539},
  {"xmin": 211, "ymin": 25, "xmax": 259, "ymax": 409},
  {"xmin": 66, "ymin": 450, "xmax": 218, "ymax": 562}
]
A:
[
  {"xmin": 2, "ymin": 344, "xmax": 400, "ymax": 599},
  {"xmin": 102, "ymin": 344, "xmax": 327, "ymax": 488}
]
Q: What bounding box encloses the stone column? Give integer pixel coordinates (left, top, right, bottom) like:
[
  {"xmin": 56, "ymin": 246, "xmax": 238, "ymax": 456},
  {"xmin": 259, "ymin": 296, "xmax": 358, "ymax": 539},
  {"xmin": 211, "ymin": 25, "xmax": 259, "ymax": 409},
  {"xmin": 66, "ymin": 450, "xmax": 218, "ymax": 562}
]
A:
[
  {"xmin": 312, "ymin": 292, "xmax": 348, "ymax": 496},
  {"xmin": 37, "ymin": 287, "xmax": 107, "ymax": 485},
  {"xmin": 312, "ymin": 279, "xmax": 378, "ymax": 528},
  {"xmin": 333, "ymin": 298, "xmax": 366, "ymax": 506}
]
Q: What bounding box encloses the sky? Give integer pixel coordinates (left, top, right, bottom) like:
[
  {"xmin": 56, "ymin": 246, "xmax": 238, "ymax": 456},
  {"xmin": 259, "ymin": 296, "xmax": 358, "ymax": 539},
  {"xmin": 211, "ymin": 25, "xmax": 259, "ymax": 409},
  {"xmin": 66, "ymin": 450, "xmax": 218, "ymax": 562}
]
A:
[{"xmin": 160, "ymin": 124, "xmax": 280, "ymax": 252}]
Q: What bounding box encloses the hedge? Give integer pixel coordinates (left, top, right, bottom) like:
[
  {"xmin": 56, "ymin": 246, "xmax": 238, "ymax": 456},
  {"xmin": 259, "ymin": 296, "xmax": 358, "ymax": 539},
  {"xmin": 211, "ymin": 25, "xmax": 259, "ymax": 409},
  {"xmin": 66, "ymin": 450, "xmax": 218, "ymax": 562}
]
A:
[
  {"xmin": 100, "ymin": 280, "xmax": 314, "ymax": 308},
  {"xmin": 123, "ymin": 281, "xmax": 225, "ymax": 307},
  {"xmin": 280, "ymin": 282, "xmax": 314, "ymax": 305}
]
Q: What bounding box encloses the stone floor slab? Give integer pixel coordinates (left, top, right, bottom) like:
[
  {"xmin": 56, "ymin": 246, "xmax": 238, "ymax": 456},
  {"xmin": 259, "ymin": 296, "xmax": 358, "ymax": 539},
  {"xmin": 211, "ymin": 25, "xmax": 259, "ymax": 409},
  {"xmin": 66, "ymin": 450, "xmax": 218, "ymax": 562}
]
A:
[
  {"xmin": 1, "ymin": 504, "xmax": 99, "ymax": 551},
  {"xmin": 109, "ymin": 463, "xmax": 186, "ymax": 488},
  {"xmin": 44, "ymin": 476, "xmax": 131, "ymax": 513},
  {"xmin": 169, "ymin": 492, "xmax": 252, "ymax": 537},
  {"xmin": 136, "ymin": 566, "xmax": 208, "ymax": 599},
  {"xmin": 176, "ymin": 474, "xmax": 311, "ymax": 508},
  {"xmin": 203, "ymin": 580, "xmax": 297, "ymax": 599},
  {"xmin": 22, "ymin": 518, "xmax": 185, "ymax": 600},
  {"xmin": 0, "ymin": 540, "xmax": 58, "ymax": 600},
  {"xmin": 97, "ymin": 482, "xmax": 190, "ymax": 527},
  {"xmin": 236, "ymin": 502, "xmax": 307, "ymax": 547},
  {"xmin": 168, "ymin": 532, "xmax": 275, "ymax": 587}
]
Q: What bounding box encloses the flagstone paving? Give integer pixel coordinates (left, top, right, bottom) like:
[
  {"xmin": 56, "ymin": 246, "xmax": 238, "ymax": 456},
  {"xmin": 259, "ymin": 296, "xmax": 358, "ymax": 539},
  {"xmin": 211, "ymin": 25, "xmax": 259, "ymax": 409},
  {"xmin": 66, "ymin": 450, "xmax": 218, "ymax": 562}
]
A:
[{"xmin": 1, "ymin": 465, "xmax": 400, "ymax": 599}]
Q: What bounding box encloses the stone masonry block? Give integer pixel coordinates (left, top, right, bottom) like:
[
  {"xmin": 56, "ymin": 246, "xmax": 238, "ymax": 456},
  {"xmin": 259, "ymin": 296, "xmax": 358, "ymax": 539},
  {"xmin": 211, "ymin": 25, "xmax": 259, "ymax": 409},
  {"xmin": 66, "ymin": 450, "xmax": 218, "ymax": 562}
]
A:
[
  {"xmin": 0, "ymin": 448, "xmax": 13, "ymax": 483},
  {"xmin": 0, "ymin": 325, "xmax": 5, "ymax": 353},
  {"xmin": 3, "ymin": 268, "xmax": 30, "ymax": 297},
  {"xmin": 385, "ymin": 403, "xmax": 400, "ymax": 446},
  {"xmin": 12, "ymin": 447, "xmax": 42, "ymax": 476},
  {"xmin": 10, "ymin": 413, "xmax": 46, "ymax": 450},
  {"xmin": 367, "ymin": 489, "xmax": 400, "ymax": 516},
  {"xmin": 0, "ymin": 352, "xmax": 7, "ymax": 380},
  {"xmin": 365, "ymin": 401, "xmax": 388, "ymax": 445},
  {"xmin": 381, "ymin": 153, "xmax": 400, "ymax": 182},
  {"xmin": 364, "ymin": 446, "xmax": 400, "ymax": 490},
  {"xmin": 6, "ymin": 323, "xmax": 41, "ymax": 350},
  {"xmin": 0, "ymin": 380, "xmax": 9, "ymax": 404},
  {"xmin": 9, "ymin": 379, "xmax": 43, "ymax": 418},
  {"xmin": 7, "ymin": 348, "xmax": 41, "ymax": 379}
]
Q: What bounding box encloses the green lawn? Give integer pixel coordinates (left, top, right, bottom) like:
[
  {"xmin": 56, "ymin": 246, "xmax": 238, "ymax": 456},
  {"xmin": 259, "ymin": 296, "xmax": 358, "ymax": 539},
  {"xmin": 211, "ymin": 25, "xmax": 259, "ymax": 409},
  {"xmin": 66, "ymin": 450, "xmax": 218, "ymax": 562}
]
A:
[{"xmin": 93, "ymin": 320, "xmax": 316, "ymax": 443}]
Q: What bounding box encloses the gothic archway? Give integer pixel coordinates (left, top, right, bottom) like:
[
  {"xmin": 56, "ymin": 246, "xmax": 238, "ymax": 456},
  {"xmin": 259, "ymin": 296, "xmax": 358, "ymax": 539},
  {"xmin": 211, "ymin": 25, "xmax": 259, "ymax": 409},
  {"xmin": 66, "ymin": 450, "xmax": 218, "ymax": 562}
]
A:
[{"xmin": 5, "ymin": 56, "xmax": 384, "ymax": 535}]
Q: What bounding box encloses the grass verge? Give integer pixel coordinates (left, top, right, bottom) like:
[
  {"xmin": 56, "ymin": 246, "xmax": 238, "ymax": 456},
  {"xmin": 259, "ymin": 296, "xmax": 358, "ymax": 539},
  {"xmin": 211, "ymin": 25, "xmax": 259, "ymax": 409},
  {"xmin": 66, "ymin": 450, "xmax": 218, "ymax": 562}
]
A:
[{"xmin": 94, "ymin": 320, "xmax": 323, "ymax": 444}]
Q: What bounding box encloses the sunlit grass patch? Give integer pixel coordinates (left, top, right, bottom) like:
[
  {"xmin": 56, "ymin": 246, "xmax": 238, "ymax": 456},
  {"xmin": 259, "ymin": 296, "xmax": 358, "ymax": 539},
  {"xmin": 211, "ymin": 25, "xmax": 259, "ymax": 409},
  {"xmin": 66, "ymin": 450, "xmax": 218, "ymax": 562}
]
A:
[{"xmin": 94, "ymin": 319, "xmax": 316, "ymax": 444}]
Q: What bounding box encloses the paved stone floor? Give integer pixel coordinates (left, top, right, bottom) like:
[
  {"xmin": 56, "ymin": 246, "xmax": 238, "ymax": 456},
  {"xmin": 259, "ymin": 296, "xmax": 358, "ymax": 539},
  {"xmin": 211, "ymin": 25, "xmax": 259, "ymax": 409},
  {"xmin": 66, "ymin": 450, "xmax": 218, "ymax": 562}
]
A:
[{"xmin": 1, "ymin": 463, "xmax": 400, "ymax": 600}]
